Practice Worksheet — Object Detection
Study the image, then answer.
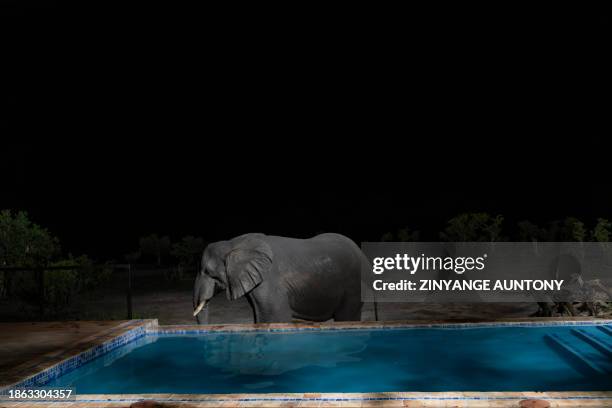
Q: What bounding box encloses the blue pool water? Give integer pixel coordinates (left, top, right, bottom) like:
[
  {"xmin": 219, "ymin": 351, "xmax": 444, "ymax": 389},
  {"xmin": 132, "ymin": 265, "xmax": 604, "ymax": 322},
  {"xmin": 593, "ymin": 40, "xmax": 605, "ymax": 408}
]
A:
[{"xmin": 46, "ymin": 325, "xmax": 612, "ymax": 393}]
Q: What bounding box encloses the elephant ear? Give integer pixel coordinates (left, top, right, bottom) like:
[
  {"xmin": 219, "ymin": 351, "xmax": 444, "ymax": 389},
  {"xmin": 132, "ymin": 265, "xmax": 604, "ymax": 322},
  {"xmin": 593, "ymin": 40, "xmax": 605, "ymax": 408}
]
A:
[{"xmin": 225, "ymin": 238, "xmax": 272, "ymax": 300}]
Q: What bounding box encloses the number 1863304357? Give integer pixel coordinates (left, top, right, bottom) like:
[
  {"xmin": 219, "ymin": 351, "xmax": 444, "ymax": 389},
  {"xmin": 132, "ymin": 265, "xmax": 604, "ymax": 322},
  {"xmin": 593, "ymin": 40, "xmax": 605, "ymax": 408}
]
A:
[{"xmin": 1, "ymin": 388, "xmax": 76, "ymax": 401}]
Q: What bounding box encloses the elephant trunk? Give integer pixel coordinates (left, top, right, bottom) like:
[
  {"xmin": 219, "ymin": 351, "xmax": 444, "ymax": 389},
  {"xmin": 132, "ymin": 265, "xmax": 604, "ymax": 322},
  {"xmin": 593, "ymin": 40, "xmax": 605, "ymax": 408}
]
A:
[{"xmin": 193, "ymin": 272, "xmax": 216, "ymax": 325}]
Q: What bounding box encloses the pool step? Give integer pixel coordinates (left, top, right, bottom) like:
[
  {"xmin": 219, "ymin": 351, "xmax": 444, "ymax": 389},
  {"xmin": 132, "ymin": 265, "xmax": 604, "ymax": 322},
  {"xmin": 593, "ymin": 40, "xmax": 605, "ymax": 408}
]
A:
[
  {"xmin": 597, "ymin": 325, "xmax": 612, "ymax": 337},
  {"xmin": 544, "ymin": 333, "xmax": 606, "ymax": 375},
  {"xmin": 571, "ymin": 329, "xmax": 612, "ymax": 358}
]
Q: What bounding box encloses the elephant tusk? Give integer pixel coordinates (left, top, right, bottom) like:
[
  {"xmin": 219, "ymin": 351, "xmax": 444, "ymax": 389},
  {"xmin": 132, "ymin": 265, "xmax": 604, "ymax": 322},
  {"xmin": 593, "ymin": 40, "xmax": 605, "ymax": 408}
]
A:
[{"xmin": 193, "ymin": 301, "xmax": 206, "ymax": 317}]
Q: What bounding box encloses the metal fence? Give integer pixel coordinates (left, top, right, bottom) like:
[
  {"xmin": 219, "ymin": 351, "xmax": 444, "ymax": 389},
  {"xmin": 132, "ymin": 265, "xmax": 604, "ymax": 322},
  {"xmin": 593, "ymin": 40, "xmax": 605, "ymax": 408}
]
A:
[{"xmin": 0, "ymin": 264, "xmax": 199, "ymax": 323}]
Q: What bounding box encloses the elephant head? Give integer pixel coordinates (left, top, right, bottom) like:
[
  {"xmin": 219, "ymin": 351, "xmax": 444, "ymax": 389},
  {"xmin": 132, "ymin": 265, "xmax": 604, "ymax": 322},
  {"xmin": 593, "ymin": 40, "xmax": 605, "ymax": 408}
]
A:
[{"xmin": 192, "ymin": 234, "xmax": 273, "ymax": 324}]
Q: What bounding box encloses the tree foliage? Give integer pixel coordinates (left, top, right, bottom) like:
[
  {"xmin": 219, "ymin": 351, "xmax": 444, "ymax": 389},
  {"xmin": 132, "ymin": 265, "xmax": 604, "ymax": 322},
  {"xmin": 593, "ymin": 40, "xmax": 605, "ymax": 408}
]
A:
[
  {"xmin": 591, "ymin": 218, "xmax": 611, "ymax": 242},
  {"xmin": 171, "ymin": 236, "xmax": 206, "ymax": 268},
  {"xmin": 0, "ymin": 210, "xmax": 114, "ymax": 315},
  {"xmin": 381, "ymin": 227, "xmax": 420, "ymax": 242},
  {"xmin": 440, "ymin": 213, "xmax": 504, "ymax": 242},
  {"xmin": 559, "ymin": 217, "xmax": 586, "ymax": 242},
  {"xmin": 0, "ymin": 210, "xmax": 60, "ymax": 267},
  {"xmin": 518, "ymin": 220, "xmax": 547, "ymax": 242},
  {"xmin": 124, "ymin": 251, "xmax": 141, "ymax": 264},
  {"xmin": 139, "ymin": 234, "xmax": 171, "ymax": 265}
]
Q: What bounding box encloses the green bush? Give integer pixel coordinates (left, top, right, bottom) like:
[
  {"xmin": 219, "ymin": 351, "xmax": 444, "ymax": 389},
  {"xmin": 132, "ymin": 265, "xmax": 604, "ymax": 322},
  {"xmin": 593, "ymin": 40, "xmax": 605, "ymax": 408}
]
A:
[
  {"xmin": 44, "ymin": 260, "xmax": 80, "ymax": 315},
  {"xmin": 9, "ymin": 255, "xmax": 113, "ymax": 316},
  {"xmin": 74, "ymin": 255, "xmax": 112, "ymax": 292},
  {"xmin": 0, "ymin": 210, "xmax": 60, "ymax": 299}
]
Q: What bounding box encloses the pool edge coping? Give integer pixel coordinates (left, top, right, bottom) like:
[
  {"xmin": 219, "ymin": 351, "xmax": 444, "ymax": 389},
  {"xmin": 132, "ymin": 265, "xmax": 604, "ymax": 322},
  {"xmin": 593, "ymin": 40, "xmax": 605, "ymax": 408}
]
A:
[
  {"xmin": 152, "ymin": 316, "xmax": 612, "ymax": 334},
  {"xmin": 2, "ymin": 392, "xmax": 612, "ymax": 406}
]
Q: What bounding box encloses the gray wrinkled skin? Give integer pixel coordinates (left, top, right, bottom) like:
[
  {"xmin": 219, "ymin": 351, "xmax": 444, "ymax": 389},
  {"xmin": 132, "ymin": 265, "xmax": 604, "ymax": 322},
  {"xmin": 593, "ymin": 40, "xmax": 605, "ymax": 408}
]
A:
[{"xmin": 193, "ymin": 233, "xmax": 366, "ymax": 324}]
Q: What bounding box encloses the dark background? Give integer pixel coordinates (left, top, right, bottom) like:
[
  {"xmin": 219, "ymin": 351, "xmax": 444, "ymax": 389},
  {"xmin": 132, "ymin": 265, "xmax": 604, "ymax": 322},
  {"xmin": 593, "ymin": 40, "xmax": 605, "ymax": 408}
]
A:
[{"xmin": 2, "ymin": 3, "xmax": 610, "ymax": 261}]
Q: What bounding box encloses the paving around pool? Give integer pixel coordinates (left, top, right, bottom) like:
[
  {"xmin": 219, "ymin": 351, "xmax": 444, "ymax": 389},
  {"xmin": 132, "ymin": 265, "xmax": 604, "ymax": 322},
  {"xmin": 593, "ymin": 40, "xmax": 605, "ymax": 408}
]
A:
[{"xmin": 1, "ymin": 318, "xmax": 611, "ymax": 407}]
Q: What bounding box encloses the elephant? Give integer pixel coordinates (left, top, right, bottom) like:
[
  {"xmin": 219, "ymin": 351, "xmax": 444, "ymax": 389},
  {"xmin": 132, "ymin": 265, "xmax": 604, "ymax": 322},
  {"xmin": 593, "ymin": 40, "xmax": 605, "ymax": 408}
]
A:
[{"xmin": 192, "ymin": 233, "xmax": 366, "ymax": 324}]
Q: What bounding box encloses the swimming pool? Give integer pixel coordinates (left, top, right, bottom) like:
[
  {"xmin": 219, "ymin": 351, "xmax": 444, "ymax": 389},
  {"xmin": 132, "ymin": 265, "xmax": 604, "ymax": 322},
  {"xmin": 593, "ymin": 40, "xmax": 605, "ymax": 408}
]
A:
[{"xmin": 43, "ymin": 322, "xmax": 612, "ymax": 394}]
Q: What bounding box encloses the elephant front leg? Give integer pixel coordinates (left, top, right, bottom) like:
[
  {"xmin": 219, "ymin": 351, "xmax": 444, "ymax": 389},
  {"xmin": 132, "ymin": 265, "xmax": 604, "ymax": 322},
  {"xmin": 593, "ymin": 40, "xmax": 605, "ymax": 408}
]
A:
[
  {"xmin": 195, "ymin": 306, "xmax": 210, "ymax": 324},
  {"xmin": 246, "ymin": 292, "xmax": 292, "ymax": 323}
]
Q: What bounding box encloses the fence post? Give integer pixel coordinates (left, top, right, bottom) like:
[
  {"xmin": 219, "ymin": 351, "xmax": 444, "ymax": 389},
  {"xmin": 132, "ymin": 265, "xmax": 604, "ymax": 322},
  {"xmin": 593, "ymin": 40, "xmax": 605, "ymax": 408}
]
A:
[
  {"xmin": 38, "ymin": 269, "xmax": 45, "ymax": 319},
  {"xmin": 374, "ymin": 300, "xmax": 379, "ymax": 321},
  {"xmin": 127, "ymin": 264, "xmax": 133, "ymax": 320}
]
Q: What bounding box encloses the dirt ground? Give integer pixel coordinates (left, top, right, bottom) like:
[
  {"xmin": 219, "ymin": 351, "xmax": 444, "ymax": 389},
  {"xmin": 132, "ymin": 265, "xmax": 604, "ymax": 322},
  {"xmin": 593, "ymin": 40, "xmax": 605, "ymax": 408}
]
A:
[
  {"xmin": 111, "ymin": 289, "xmax": 532, "ymax": 325},
  {"xmin": 132, "ymin": 289, "xmax": 540, "ymax": 325}
]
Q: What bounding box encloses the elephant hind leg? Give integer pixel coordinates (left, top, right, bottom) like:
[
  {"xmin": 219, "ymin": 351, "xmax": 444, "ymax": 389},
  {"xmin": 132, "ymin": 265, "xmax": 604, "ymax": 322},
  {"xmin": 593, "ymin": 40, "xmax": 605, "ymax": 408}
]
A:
[{"xmin": 333, "ymin": 292, "xmax": 362, "ymax": 322}]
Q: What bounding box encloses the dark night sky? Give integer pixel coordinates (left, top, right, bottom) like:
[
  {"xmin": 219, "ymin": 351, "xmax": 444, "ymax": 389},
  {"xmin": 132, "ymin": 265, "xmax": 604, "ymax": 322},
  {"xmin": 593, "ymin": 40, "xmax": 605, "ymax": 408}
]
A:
[
  {"xmin": 2, "ymin": 4, "xmax": 610, "ymax": 261},
  {"xmin": 4, "ymin": 136, "xmax": 610, "ymax": 261}
]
